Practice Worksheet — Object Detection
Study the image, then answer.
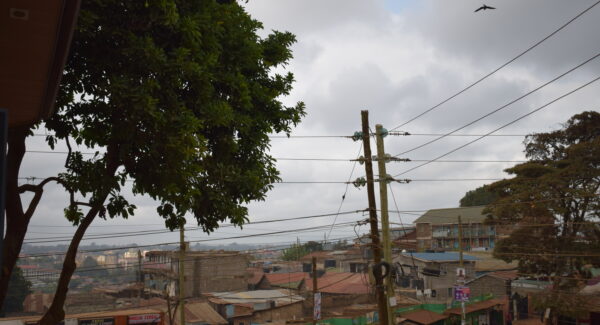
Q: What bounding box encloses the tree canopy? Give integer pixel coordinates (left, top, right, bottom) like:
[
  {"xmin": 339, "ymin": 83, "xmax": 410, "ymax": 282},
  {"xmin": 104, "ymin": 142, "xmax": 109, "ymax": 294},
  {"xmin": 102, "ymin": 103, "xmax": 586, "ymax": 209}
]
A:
[
  {"xmin": 485, "ymin": 111, "xmax": 600, "ymax": 319},
  {"xmin": 281, "ymin": 241, "xmax": 323, "ymax": 261},
  {"xmin": 23, "ymin": 1, "xmax": 305, "ymax": 323},
  {"xmin": 459, "ymin": 185, "xmax": 498, "ymax": 207}
]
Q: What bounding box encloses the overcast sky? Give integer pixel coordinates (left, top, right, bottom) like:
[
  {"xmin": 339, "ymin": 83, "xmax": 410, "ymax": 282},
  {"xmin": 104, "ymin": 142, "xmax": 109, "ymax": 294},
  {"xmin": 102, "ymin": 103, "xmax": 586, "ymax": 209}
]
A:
[{"xmin": 20, "ymin": 0, "xmax": 600, "ymax": 249}]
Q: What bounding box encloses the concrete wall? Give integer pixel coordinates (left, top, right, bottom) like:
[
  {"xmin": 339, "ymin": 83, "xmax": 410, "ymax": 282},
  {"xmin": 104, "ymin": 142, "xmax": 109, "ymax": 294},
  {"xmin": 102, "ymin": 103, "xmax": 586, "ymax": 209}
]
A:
[
  {"xmin": 231, "ymin": 302, "xmax": 303, "ymax": 325},
  {"xmin": 468, "ymin": 275, "xmax": 508, "ymax": 298},
  {"xmin": 193, "ymin": 255, "xmax": 249, "ymax": 295}
]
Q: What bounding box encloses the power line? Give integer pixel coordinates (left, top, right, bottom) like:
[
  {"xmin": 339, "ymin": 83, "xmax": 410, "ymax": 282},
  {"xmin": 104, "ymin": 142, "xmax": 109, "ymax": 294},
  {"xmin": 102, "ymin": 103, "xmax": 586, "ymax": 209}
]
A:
[
  {"xmin": 407, "ymin": 133, "xmax": 528, "ymax": 137},
  {"xmin": 327, "ymin": 143, "xmax": 363, "ymax": 241},
  {"xmin": 393, "ymin": 76, "xmax": 600, "ymax": 177},
  {"xmin": 21, "ymin": 221, "xmax": 363, "ymax": 252},
  {"xmin": 19, "ymin": 234, "xmax": 360, "ymax": 259},
  {"xmin": 389, "ymin": 0, "xmax": 600, "ymax": 130},
  {"xmin": 23, "ymin": 210, "xmax": 367, "ymax": 244},
  {"xmin": 395, "ymin": 50, "xmax": 600, "ymax": 157}
]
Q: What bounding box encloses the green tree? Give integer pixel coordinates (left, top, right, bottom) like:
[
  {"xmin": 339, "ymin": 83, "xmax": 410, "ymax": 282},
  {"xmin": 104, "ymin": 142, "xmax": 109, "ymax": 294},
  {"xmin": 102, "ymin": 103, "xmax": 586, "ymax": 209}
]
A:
[
  {"xmin": 459, "ymin": 185, "xmax": 498, "ymax": 207},
  {"xmin": 281, "ymin": 241, "xmax": 324, "ymax": 261},
  {"xmin": 304, "ymin": 241, "xmax": 323, "ymax": 252},
  {"xmin": 281, "ymin": 244, "xmax": 309, "ymax": 261},
  {"xmin": 0, "ymin": 266, "xmax": 32, "ymax": 316},
  {"xmin": 0, "ymin": 0, "xmax": 305, "ymax": 323},
  {"xmin": 486, "ymin": 111, "xmax": 600, "ymax": 321}
]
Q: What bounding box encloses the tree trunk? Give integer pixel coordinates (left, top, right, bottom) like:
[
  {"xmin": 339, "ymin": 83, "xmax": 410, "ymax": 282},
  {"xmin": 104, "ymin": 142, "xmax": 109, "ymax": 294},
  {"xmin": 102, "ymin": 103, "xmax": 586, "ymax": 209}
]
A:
[
  {"xmin": 39, "ymin": 145, "xmax": 119, "ymax": 325},
  {"xmin": 0, "ymin": 127, "xmax": 30, "ymax": 308},
  {"xmin": 38, "ymin": 207, "xmax": 101, "ymax": 325}
]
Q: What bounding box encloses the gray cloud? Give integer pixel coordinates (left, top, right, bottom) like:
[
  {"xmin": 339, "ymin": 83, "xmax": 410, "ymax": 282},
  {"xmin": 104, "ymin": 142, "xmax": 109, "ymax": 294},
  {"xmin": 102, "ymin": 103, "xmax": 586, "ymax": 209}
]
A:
[{"xmin": 19, "ymin": 0, "xmax": 600, "ymax": 247}]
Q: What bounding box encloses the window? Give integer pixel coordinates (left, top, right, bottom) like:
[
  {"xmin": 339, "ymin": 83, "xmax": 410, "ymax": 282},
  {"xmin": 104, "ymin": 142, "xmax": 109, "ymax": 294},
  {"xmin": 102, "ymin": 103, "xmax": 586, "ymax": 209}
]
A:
[
  {"xmin": 324, "ymin": 259, "xmax": 336, "ymax": 268},
  {"xmin": 448, "ymin": 288, "xmax": 453, "ymax": 297}
]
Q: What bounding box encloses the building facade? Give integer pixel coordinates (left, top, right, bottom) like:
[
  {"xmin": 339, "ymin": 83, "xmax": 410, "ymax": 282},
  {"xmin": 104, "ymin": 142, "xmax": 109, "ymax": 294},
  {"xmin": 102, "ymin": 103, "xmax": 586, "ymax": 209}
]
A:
[
  {"xmin": 414, "ymin": 206, "xmax": 512, "ymax": 252},
  {"xmin": 143, "ymin": 250, "xmax": 249, "ymax": 298}
]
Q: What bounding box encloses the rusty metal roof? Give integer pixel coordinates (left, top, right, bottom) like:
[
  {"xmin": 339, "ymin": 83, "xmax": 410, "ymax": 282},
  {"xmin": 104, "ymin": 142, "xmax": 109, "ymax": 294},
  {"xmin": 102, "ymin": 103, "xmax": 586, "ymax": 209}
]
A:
[{"xmin": 400, "ymin": 309, "xmax": 448, "ymax": 324}]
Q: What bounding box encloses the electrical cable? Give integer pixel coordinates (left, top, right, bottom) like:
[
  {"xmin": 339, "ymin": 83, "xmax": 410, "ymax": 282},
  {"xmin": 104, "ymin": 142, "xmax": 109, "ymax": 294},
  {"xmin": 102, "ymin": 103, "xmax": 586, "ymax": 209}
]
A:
[
  {"xmin": 326, "ymin": 143, "xmax": 363, "ymax": 241},
  {"xmin": 393, "ymin": 77, "xmax": 600, "ymax": 177},
  {"xmin": 394, "ymin": 51, "xmax": 600, "ymax": 157},
  {"xmin": 389, "ymin": 0, "xmax": 600, "ymax": 131},
  {"xmin": 23, "ymin": 210, "xmax": 367, "ymax": 243}
]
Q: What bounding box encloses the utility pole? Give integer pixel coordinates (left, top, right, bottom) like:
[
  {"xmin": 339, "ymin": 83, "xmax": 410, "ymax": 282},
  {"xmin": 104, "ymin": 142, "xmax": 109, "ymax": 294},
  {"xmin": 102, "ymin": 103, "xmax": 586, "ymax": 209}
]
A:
[
  {"xmin": 137, "ymin": 249, "xmax": 143, "ymax": 305},
  {"xmin": 360, "ymin": 110, "xmax": 389, "ymax": 325},
  {"xmin": 458, "ymin": 215, "xmax": 466, "ymax": 325},
  {"xmin": 179, "ymin": 224, "xmax": 185, "ymax": 325},
  {"xmin": 312, "ymin": 256, "xmax": 319, "ymax": 325},
  {"xmin": 375, "ymin": 124, "xmax": 394, "ymax": 325}
]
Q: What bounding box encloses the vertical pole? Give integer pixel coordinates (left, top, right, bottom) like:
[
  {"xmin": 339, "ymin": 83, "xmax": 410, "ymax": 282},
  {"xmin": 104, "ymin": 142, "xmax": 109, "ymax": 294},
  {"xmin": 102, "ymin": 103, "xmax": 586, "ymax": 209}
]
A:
[
  {"xmin": 458, "ymin": 216, "xmax": 463, "ymax": 267},
  {"xmin": 179, "ymin": 224, "xmax": 185, "ymax": 325},
  {"xmin": 375, "ymin": 124, "xmax": 394, "ymax": 325},
  {"xmin": 458, "ymin": 215, "xmax": 465, "ymax": 325},
  {"xmin": 0, "ymin": 110, "xmax": 7, "ymax": 274},
  {"xmin": 360, "ymin": 111, "xmax": 389, "ymax": 325},
  {"xmin": 312, "ymin": 256, "xmax": 318, "ymax": 325},
  {"xmin": 138, "ymin": 249, "xmax": 143, "ymax": 304}
]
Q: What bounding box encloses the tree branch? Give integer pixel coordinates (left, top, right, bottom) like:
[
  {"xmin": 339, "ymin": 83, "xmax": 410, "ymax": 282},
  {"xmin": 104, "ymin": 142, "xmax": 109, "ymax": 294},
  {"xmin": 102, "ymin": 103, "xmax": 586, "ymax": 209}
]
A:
[{"xmin": 18, "ymin": 176, "xmax": 63, "ymax": 194}]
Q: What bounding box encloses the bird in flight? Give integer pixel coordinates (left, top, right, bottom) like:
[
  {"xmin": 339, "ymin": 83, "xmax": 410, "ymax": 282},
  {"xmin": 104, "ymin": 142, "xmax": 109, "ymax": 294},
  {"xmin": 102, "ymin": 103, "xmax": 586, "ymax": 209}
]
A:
[{"xmin": 474, "ymin": 4, "xmax": 496, "ymax": 12}]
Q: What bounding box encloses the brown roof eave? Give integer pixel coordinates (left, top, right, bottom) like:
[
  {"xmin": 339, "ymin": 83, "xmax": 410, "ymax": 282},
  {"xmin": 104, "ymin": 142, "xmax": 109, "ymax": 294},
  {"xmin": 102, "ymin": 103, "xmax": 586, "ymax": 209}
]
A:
[{"xmin": 40, "ymin": 0, "xmax": 81, "ymax": 124}]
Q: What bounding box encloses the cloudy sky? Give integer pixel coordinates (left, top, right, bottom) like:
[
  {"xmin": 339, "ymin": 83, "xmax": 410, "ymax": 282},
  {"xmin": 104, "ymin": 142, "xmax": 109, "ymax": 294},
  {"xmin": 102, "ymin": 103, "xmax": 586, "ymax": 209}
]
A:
[{"xmin": 20, "ymin": 0, "xmax": 600, "ymax": 249}]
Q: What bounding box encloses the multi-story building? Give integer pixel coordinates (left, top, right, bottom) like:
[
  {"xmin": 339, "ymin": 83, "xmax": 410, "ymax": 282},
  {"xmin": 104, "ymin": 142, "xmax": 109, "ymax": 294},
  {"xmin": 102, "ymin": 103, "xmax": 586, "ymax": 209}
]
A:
[
  {"xmin": 414, "ymin": 206, "xmax": 512, "ymax": 251},
  {"xmin": 143, "ymin": 250, "xmax": 249, "ymax": 298}
]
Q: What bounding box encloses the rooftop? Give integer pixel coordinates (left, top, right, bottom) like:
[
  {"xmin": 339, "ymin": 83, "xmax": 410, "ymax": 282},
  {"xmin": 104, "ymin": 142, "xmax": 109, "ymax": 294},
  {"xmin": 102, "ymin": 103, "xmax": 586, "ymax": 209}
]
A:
[
  {"xmin": 309, "ymin": 272, "xmax": 370, "ymax": 295},
  {"xmin": 183, "ymin": 301, "xmax": 227, "ymax": 325},
  {"xmin": 445, "ymin": 298, "xmax": 504, "ymax": 315},
  {"xmin": 264, "ymin": 272, "xmax": 310, "ymax": 286},
  {"xmin": 414, "ymin": 206, "xmax": 488, "ymax": 224},
  {"xmin": 400, "ymin": 309, "xmax": 448, "ymax": 324},
  {"xmin": 208, "ymin": 290, "xmax": 304, "ymax": 306},
  {"xmin": 402, "ymin": 252, "xmax": 478, "ymax": 262}
]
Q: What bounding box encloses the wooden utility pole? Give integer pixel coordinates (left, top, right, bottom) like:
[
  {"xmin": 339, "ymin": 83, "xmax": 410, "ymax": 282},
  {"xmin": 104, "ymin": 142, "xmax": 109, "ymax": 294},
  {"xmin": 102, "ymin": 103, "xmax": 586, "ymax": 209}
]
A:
[
  {"xmin": 458, "ymin": 215, "xmax": 466, "ymax": 325},
  {"xmin": 312, "ymin": 256, "xmax": 318, "ymax": 325},
  {"xmin": 360, "ymin": 110, "xmax": 389, "ymax": 325},
  {"xmin": 179, "ymin": 224, "xmax": 185, "ymax": 325},
  {"xmin": 375, "ymin": 124, "xmax": 394, "ymax": 325}
]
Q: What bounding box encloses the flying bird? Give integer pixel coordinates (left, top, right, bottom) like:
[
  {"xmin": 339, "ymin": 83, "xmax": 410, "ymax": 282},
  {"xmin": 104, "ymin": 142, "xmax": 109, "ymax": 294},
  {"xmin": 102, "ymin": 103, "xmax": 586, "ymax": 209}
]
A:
[{"xmin": 474, "ymin": 4, "xmax": 496, "ymax": 12}]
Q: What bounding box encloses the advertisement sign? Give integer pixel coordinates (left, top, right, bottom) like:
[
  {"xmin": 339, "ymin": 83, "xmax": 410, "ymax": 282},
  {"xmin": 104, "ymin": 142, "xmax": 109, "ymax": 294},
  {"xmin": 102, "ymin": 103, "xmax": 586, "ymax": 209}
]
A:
[
  {"xmin": 313, "ymin": 292, "xmax": 321, "ymax": 320},
  {"xmin": 129, "ymin": 314, "xmax": 161, "ymax": 324},
  {"xmin": 79, "ymin": 318, "xmax": 114, "ymax": 325},
  {"xmin": 454, "ymin": 285, "xmax": 470, "ymax": 302},
  {"xmin": 456, "ymin": 268, "xmax": 466, "ymax": 278}
]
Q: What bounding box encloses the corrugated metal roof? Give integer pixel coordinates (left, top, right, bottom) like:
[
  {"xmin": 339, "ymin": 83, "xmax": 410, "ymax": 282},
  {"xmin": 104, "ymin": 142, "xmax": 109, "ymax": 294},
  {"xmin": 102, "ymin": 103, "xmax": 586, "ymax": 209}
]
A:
[
  {"xmin": 209, "ymin": 290, "xmax": 304, "ymax": 305},
  {"xmin": 184, "ymin": 302, "xmax": 227, "ymax": 325},
  {"xmin": 403, "ymin": 252, "xmax": 478, "ymax": 262},
  {"xmin": 445, "ymin": 298, "xmax": 504, "ymax": 315},
  {"xmin": 310, "ymin": 272, "xmax": 370, "ymax": 295},
  {"xmin": 414, "ymin": 206, "xmax": 488, "ymax": 224},
  {"xmin": 265, "ymin": 272, "xmax": 310, "ymax": 286},
  {"xmin": 401, "ymin": 309, "xmax": 448, "ymax": 324}
]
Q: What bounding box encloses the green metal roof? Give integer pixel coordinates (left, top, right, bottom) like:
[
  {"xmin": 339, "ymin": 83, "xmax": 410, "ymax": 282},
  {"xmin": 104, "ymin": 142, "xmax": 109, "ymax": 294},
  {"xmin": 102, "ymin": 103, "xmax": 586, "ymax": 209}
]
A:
[{"xmin": 414, "ymin": 206, "xmax": 489, "ymax": 224}]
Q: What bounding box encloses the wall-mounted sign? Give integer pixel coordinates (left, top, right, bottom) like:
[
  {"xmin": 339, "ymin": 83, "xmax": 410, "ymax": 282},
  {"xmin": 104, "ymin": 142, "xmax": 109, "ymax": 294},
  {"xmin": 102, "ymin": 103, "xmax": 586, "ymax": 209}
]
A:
[
  {"xmin": 129, "ymin": 314, "xmax": 161, "ymax": 324},
  {"xmin": 79, "ymin": 318, "xmax": 114, "ymax": 325}
]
